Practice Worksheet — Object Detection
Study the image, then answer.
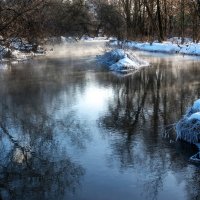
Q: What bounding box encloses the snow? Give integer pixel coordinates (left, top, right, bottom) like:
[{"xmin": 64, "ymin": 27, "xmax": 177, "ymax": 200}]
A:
[
  {"xmin": 80, "ymin": 36, "xmax": 108, "ymax": 42},
  {"xmin": 176, "ymin": 99, "xmax": 200, "ymax": 144},
  {"xmin": 128, "ymin": 42, "xmax": 180, "ymax": 53},
  {"xmin": 0, "ymin": 37, "xmax": 45, "ymax": 62},
  {"xmin": 9, "ymin": 38, "xmax": 34, "ymax": 52},
  {"xmin": 109, "ymin": 39, "xmax": 200, "ymax": 56},
  {"xmin": 179, "ymin": 44, "xmax": 200, "ymax": 56},
  {"xmin": 190, "ymin": 99, "xmax": 200, "ymax": 111},
  {"xmin": 0, "ymin": 63, "xmax": 8, "ymax": 70},
  {"xmin": 189, "ymin": 152, "xmax": 200, "ymax": 163},
  {"xmin": 12, "ymin": 50, "xmax": 34, "ymax": 61},
  {"xmin": 97, "ymin": 49, "xmax": 149, "ymax": 72},
  {"xmin": 188, "ymin": 112, "xmax": 200, "ymax": 121},
  {"xmin": 98, "ymin": 49, "xmax": 126, "ymax": 67},
  {"xmin": 61, "ymin": 36, "xmax": 78, "ymax": 43},
  {"xmin": 110, "ymin": 57, "xmax": 140, "ymax": 72}
]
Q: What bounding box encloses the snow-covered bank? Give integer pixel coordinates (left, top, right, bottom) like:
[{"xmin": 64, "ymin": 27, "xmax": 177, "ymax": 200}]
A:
[
  {"xmin": 176, "ymin": 99, "xmax": 200, "ymax": 163},
  {"xmin": 179, "ymin": 44, "xmax": 200, "ymax": 56},
  {"xmin": 176, "ymin": 99, "xmax": 200, "ymax": 144},
  {"xmin": 109, "ymin": 40, "xmax": 200, "ymax": 56},
  {"xmin": 0, "ymin": 48, "xmax": 45, "ymax": 63},
  {"xmin": 0, "ymin": 37, "xmax": 45, "ymax": 62},
  {"xmin": 97, "ymin": 49, "xmax": 149, "ymax": 72}
]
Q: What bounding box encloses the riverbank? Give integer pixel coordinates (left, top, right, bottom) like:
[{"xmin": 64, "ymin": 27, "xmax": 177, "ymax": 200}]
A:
[
  {"xmin": 0, "ymin": 36, "xmax": 109, "ymax": 64},
  {"xmin": 0, "ymin": 38, "xmax": 46, "ymax": 64},
  {"xmin": 109, "ymin": 39, "xmax": 200, "ymax": 56}
]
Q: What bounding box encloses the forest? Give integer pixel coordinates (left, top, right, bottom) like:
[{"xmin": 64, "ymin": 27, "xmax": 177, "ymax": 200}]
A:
[{"xmin": 0, "ymin": 0, "xmax": 200, "ymax": 45}]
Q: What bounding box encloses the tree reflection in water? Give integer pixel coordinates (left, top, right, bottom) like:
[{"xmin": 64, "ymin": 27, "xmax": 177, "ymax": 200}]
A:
[
  {"xmin": 0, "ymin": 119, "xmax": 85, "ymax": 200},
  {"xmin": 1, "ymin": 52, "xmax": 200, "ymax": 200},
  {"xmin": 0, "ymin": 60, "xmax": 91, "ymax": 200},
  {"xmin": 99, "ymin": 57, "xmax": 200, "ymax": 200}
]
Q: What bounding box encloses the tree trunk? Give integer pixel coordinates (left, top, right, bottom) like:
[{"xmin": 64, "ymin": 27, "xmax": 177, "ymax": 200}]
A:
[
  {"xmin": 181, "ymin": 0, "xmax": 185, "ymax": 44},
  {"xmin": 163, "ymin": 0, "xmax": 167, "ymax": 36},
  {"xmin": 124, "ymin": 0, "xmax": 132, "ymax": 39},
  {"xmin": 143, "ymin": 0, "xmax": 160, "ymax": 42},
  {"xmin": 197, "ymin": 0, "xmax": 200, "ymax": 19},
  {"xmin": 156, "ymin": 0, "xmax": 164, "ymax": 42}
]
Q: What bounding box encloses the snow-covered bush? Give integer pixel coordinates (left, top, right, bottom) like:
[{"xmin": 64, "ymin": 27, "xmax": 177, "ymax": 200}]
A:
[
  {"xmin": 98, "ymin": 49, "xmax": 126, "ymax": 66},
  {"xmin": 0, "ymin": 39, "xmax": 45, "ymax": 61},
  {"xmin": 97, "ymin": 49, "xmax": 149, "ymax": 72},
  {"xmin": 176, "ymin": 99, "xmax": 200, "ymax": 143},
  {"xmin": 9, "ymin": 38, "xmax": 34, "ymax": 52}
]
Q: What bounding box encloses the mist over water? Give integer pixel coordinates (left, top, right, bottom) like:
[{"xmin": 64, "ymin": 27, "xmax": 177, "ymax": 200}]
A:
[
  {"xmin": 46, "ymin": 41, "xmax": 106, "ymax": 58},
  {"xmin": 0, "ymin": 41, "xmax": 200, "ymax": 200}
]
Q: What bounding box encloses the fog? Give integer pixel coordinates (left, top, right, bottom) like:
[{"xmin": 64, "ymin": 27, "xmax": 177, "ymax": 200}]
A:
[{"xmin": 46, "ymin": 41, "xmax": 106, "ymax": 59}]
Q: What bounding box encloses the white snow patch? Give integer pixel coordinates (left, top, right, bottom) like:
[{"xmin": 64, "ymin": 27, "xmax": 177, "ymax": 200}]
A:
[
  {"xmin": 130, "ymin": 42, "xmax": 180, "ymax": 53},
  {"xmin": 188, "ymin": 112, "xmax": 200, "ymax": 121},
  {"xmin": 98, "ymin": 49, "xmax": 149, "ymax": 72},
  {"xmin": 110, "ymin": 57, "xmax": 140, "ymax": 72},
  {"xmin": 180, "ymin": 44, "xmax": 200, "ymax": 56},
  {"xmin": 191, "ymin": 99, "xmax": 200, "ymax": 111},
  {"xmin": 11, "ymin": 50, "xmax": 34, "ymax": 61},
  {"xmin": 9, "ymin": 38, "xmax": 34, "ymax": 52},
  {"xmin": 0, "ymin": 63, "xmax": 9, "ymax": 70},
  {"xmin": 110, "ymin": 39, "xmax": 200, "ymax": 56},
  {"xmin": 0, "ymin": 39, "xmax": 45, "ymax": 62}
]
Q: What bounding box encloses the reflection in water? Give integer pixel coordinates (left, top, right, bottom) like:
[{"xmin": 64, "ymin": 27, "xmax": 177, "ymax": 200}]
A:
[
  {"xmin": 0, "ymin": 58, "xmax": 90, "ymax": 199},
  {"xmin": 0, "ymin": 43, "xmax": 200, "ymax": 200},
  {"xmin": 0, "ymin": 92, "xmax": 86, "ymax": 199},
  {"xmin": 98, "ymin": 56, "xmax": 200, "ymax": 200}
]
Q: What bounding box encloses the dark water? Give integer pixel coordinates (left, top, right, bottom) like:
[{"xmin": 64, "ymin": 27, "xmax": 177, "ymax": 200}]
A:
[{"xmin": 0, "ymin": 42, "xmax": 200, "ymax": 200}]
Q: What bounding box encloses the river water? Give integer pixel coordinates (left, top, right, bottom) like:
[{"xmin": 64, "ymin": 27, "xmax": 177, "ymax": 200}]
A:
[{"xmin": 0, "ymin": 41, "xmax": 200, "ymax": 200}]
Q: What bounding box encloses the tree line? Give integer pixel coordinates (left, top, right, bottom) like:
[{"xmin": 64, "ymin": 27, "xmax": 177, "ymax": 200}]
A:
[
  {"xmin": 0, "ymin": 0, "xmax": 91, "ymax": 45},
  {"xmin": 95, "ymin": 0, "xmax": 200, "ymax": 42},
  {"xmin": 0, "ymin": 0, "xmax": 200, "ymax": 44}
]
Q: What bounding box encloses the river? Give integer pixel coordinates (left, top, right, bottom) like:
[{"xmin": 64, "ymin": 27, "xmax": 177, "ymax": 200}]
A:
[{"xmin": 0, "ymin": 41, "xmax": 200, "ymax": 200}]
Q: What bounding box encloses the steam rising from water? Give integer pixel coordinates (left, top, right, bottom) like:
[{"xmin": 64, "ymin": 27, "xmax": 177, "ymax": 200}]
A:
[{"xmin": 46, "ymin": 41, "xmax": 106, "ymax": 59}]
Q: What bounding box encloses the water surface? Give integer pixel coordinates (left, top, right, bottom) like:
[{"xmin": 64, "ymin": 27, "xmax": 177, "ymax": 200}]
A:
[{"xmin": 0, "ymin": 42, "xmax": 200, "ymax": 200}]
